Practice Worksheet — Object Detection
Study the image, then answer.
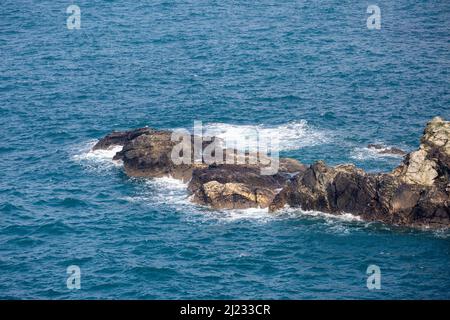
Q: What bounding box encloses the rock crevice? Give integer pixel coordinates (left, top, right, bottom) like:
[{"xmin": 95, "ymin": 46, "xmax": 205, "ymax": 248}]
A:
[{"xmin": 270, "ymin": 117, "xmax": 450, "ymax": 227}]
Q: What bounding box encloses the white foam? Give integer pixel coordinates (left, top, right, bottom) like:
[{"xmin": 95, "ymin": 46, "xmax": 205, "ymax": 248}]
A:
[
  {"xmin": 275, "ymin": 207, "xmax": 364, "ymax": 235},
  {"xmin": 279, "ymin": 207, "xmax": 363, "ymax": 222},
  {"xmin": 71, "ymin": 137, "xmax": 363, "ymax": 230},
  {"xmin": 201, "ymin": 120, "xmax": 329, "ymax": 152},
  {"xmin": 147, "ymin": 176, "xmax": 188, "ymax": 189},
  {"xmin": 71, "ymin": 140, "xmax": 123, "ymax": 170},
  {"xmin": 351, "ymin": 145, "xmax": 405, "ymax": 161},
  {"xmin": 121, "ymin": 176, "xmax": 190, "ymax": 207},
  {"xmin": 123, "ymin": 177, "xmax": 276, "ymax": 223},
  {"xmin": 193, "ymin": 204, "xmax": 362, "ymax": 226},
  {"xmin": 432, "ymin": 228, "xmax": 450, "ymax": 239},
  {"xmin": 144, "ymin": 176, "xmax": 189, "ymax": 205}
]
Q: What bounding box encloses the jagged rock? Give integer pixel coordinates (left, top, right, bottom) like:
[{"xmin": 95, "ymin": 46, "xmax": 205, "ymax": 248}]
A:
[
  {"xmin": 92, "ymin": 127, "xmax": 152, "ymax": 150},
  {"xmin": 112, "ymin": 130, "xmax": 203, "ymax": 181},
  {"xmin": 269, "ymin": 162, "xmax": 377, "ymax": 214},
  {"xmin": 367, "ymin": 144, "xmax": 406, "ymax": 156},
  {"xmin": 279, "ymin": 158, "xmax": 307, "ymax": 173},
  {"xmin": 393, "ymin": 117, "xmax": 449, "ymax": 187},
  {"xmin": 96, "ymin": 127, "xmax": 305, "ymax": 185},
  {"xmin": 93, "ymin": 117, "xmax": 449, "ymax": 228},
  {"xmin": 270, "ymin": 117, "xmax": 450, "ymax": 228},
  {"xmin": 192, "ymin": 181, "xmax": 277, "ymax": 209}
]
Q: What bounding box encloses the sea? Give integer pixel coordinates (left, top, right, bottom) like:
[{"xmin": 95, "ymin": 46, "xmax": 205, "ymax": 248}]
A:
[{"xmin": 1, "ymin": 0, "xmax": 449, "ymax": 299}]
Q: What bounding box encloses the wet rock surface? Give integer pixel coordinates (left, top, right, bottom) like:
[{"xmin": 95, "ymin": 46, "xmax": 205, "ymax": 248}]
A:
[
  {"xmin": 92, "ymin": 127, "xmax": 153, "ymax": 151},
  {"xmin": 367, "ymin": 144, "xmax": 406, "ymax": 156},
  {"xmin": 270, "ymin": 117, "xmax": 450, "ymax": 228},
  {"xmin": 188, "ymin": 164, "xmax": 290, "ymax": 209},
  {"xmin": 94, "ymin": 117, "xmax": 449, "ymax": 228}
]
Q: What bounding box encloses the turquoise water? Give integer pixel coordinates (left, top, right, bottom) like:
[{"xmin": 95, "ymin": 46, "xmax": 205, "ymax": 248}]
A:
[{"xmin": 1, "ymin": 0, "xmax": 450, "ymax": 299}]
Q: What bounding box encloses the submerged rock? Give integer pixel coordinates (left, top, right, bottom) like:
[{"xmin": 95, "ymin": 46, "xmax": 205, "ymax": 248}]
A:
[
  {"xmin": 367, "ymin": 144, "xmax": 406, "ymax": 156},
  {"xmin": 94, "ymin": 117, "xmax": 449, "ymax": 228}
]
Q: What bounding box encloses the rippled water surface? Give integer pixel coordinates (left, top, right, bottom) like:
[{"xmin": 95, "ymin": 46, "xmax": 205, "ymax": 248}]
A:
[{"xmin": 1, "ymin": 0, "xmax": 449, "ymax": 299}]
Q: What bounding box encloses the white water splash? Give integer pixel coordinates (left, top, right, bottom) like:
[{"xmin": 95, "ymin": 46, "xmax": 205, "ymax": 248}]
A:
[
  {"xmin": 71, "ymin": 140, "xmax": 123, "ymax": 170},
  {"xmin": 123, "ymin": 177, "xmax": 276, "ymax": 223},
  {"xmin": 201, "ymin": 120, "xmax": 330, "ymax": 152},
  {"xmin": 351, "ymin": 144, "xmax": 406, "ymax": 161},
  {"xmin": 143, "ymin": 176, "xmax": 190, "ymax": 206}
]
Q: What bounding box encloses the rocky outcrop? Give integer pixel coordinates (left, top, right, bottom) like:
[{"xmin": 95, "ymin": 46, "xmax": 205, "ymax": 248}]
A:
[
  {"xmin": 270, "ymin": 117, "xmax": 450, "ymax": 228},
  {"xmin": 112, "ymin": 129, "xmax": 204, "ymax": 182},
  {"xmin": 93, "ymin": 126, "xmax": 305, "ymax": 207},
  {"xmin": 93, "ymin": 117, "xmax": 449, "ymax": 228},
  {"xmin": 110, "ymin": 130, "xmax": 303, "ymax": 184},
  {"xmin": 393, "ymin": 117, "xmax": 450, "ymax": 187}
]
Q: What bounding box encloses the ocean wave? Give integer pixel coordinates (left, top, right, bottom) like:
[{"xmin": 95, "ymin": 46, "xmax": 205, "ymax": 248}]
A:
[
  {"xmin": 432, "ymin": 228, "xmax": 450, "ymax": 239},
  {"xmin": 350, "ymin": 145, "xmax": 405, "ymax": 161},
  {"xmin": 275, "ymin": 207, "xmax": 364, "ymax": 235},
  {"xmin": 277, "ymin": 206, "xmax": 363, "ymax": 222},
  {"xmin": 201, "ymin": 120, "xmax": 330, "ymax": 152},
  {"xmin": 198, "ymin": 206, "xmax": 364, "ymax": 232},
  {"xmin": 71, "ymin": 140, "xmax": 123, "ymax": 170}
]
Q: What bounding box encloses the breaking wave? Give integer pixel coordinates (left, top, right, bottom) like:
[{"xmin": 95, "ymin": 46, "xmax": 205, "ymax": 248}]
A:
[{"xmin": 201, "ymin": 120, "xmax": 330, "ymax": 152}]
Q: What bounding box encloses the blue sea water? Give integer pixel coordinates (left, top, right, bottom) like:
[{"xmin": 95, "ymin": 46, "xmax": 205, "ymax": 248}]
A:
[{"xmin": 1, "ymin": 0, "xmax": 450, "ymax": 299}]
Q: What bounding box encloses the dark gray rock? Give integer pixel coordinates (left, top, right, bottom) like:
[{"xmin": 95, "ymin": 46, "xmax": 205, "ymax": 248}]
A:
[
  {"xmin": 93, "ymin": 117, "xmax": 449, "ymax": 228},
  {"xmin": 92, "ymin": 127, "xmax": 153, "ymax": 150},
  {"xmin": 270, "ymin": 117, "xmax": 450, "ymax": 228},
  {"xmin": 367, "ymin": 144, "xmax": 406, "ymax": 156},
  {"xmin": 188, "ymin": 164, "xmax": 288, "ymax": 209}
]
